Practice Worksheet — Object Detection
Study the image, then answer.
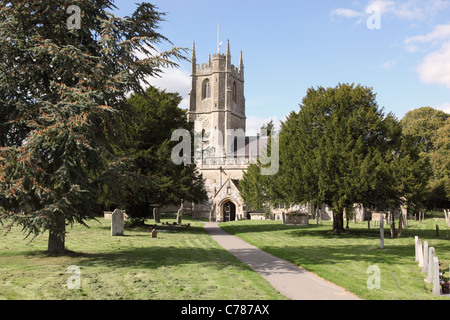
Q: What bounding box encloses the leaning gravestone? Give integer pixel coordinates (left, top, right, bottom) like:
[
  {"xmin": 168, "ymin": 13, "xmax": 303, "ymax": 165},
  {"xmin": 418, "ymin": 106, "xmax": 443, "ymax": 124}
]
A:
[
  {"xmin": 153, "ymin": 207, "xmax": 160, "ymax": 224},
  {"xmin": 177, "ymin": 208, "xmax": 183, "ymax": 224},
  {"xmin": 111, "ymin": 209, "xmax": 124, "ymax": 236}
]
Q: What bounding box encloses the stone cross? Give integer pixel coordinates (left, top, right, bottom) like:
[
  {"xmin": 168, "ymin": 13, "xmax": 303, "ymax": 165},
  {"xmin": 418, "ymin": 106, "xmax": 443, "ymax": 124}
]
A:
[
  {"xmin": 111, "ymin": 209, "xmax": 124, "ymax": 236},
  {"xmin": 432, "ymin": 256, "xmax": 441, "ymax": 295},
  {"xmin": 427, "ymin": 247, "xmax": 436, "ymax": 283},
  {"xmin": 380, "ymin": 213, "xmax": 384, "ymax": 249},
  {"xmin": 153, "ymin": 207, "xmax": 160, "ymax": 224},
  {"xmin": 422, "ymin": 241, "xmax": 429, "ymax": 273}
]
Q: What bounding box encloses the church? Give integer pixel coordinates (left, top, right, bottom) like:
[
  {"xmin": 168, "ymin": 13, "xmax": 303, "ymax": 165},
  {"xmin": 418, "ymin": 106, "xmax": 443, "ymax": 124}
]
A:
[
  {"xmin": 187, "ymin": 40, "xmax": 268, "ymax": 222},
  {"xmin": 183, "ymin": 40, "xmax": 396, "ymax": 225}
]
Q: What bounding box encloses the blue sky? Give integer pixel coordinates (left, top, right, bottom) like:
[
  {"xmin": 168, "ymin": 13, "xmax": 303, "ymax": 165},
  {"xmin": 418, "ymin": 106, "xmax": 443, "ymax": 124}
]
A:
[{"xmin": 113, "ymin": 0, "xmax": 450, "ymax": 135}]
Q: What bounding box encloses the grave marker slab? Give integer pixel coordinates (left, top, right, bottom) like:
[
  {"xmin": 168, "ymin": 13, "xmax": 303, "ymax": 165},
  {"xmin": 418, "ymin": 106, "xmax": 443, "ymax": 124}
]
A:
[
  {"xmin": 427, "ymin": 247, "xmax": 436, "ymax": 283},
  {"xmin": 418, "ymin": 240, "xmax": 424, "ymax": 268},
  {"xmin": 153, "ymin": 207, "xmax": 160, "ymax": 224},
  {"xmin": 422, "ymin": 241, "xmax": 429, "ymax": 273},
  {"xmin": 432, "ymin": 256, "xmax": 441, "ymax": 295},
  {"xmin": 415, "ymin": 236, "xmax": 419, "ymax": 262},
  {"xmin": 111, "ymin": 209, "xmax": 124, "ymax": 236}
]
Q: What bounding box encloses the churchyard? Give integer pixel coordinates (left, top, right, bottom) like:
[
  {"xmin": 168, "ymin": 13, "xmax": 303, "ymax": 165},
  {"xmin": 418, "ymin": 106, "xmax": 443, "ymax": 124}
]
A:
[
  {"xmin": 1, "ymin": 212, "xmax": 449, "ymax": 300},
  {"xmin": 220, "ymin": 217, "xmax": 450, "ymax": 300},
  {"xmin": 0, "ymin": 216, "xmax": 285, "ymax": 300}
]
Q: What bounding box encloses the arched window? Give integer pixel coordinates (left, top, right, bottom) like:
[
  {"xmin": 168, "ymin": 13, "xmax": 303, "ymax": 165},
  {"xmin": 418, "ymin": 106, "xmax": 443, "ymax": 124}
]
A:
[
  {"xmin": 202, "ymin": 79, "xmax": 211, "ymax": 100},
  {"xmin": 232, "ymin": 82, "xmax": 237, "ymax": 103}
]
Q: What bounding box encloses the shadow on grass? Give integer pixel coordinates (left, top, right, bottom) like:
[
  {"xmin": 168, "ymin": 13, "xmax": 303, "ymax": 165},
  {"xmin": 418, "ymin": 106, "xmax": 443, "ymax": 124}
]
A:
[
  {"xmin": 219, "ymin": 220, "xmax": 450, "ymax": 270},
  {"xmin": 52, "ymin": 246, "xmax": 255, "ymax": 272},
  {"xmin": 220, "ymin": 220, "xmax": 448, "ymax": 241}
]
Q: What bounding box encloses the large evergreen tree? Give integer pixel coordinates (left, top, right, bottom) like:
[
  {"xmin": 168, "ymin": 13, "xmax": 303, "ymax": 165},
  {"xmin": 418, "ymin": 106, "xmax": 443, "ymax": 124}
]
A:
[
  {"xmin": 401, "ymin": 107, "xmax": 449, "ymax": 209},
  {"xmin": 0, "ymin": 1, "xmax": 184, "ymax": 253},
  {"xmin": 100, "ymin": 86, "xmax": 207, "ymax": 218},
  {"xmin": 275, "ymin": 84, "xmax": 428, "ymax": 232}
]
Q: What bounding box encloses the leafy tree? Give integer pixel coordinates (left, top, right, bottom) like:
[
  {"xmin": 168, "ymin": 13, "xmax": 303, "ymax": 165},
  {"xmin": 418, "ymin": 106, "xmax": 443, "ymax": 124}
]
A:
[
  {"xmin": 401, "ymin": 107, "xmax": 449, "ymax": 209},
  {"xmin": 276, "ymin": 84, "xmax": 421, "ymax": 232},
  {"xmin": 0, "ymin": 1, "xmax": 184, "ymax": 253},
  {"xmin": 239, "ymin": 121, "xmax": 281, "ymax": 215},
  {"xmin": 100, "ymin": 86, "xmax": 207, "ymax": 218}
]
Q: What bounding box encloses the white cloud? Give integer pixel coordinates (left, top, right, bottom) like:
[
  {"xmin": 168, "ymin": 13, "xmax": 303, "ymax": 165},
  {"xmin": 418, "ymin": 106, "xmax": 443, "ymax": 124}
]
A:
[
  {"xmin": 145, "ymin": 67, "xmax": 191, "ymax": 109},
  {"xmin": 416, "ymin": 41, "xmax": 450, "ymax": 88},
  {"xmin": 382, "ymin": 60, "xmax": 397, "ymax": 70},
  {"xmin": 404, "ymin": 24, "xmax": 450, "ymax": 88},
  {"xmin": 436, "ymin": 103, "xmax": 450, "ymax": 114},
  {"xmin": 333, "ymin": 0, "xmax": 450, "ymax": 23},
  {"xmin": 368, "ymin": 0, "xmax": 450, "ymax": 20},
  {"xmin": 405, "ymin": 24, "xmax": 450, "ymax": 51},
  {"xmin": 367, "ymin": 0, "xmax": 395, "ymax": 15},
  {"xmin": 330, "ymin": 8, "xmax": 364, "ymax": 18},
  {"xmin": 133, "ymin": 45, "xmax": 191, "ymax": 109}
]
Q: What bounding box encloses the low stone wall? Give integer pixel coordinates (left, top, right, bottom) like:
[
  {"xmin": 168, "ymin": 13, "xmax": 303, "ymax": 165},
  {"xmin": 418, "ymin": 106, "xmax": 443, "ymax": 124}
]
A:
[{"xmin": 104, "ymin": 211, "xmax": 128, "ymax": 221}]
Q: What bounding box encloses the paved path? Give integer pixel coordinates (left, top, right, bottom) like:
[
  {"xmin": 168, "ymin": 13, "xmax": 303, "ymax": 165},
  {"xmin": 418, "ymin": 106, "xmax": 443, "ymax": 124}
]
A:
[{"xmin": 203, "ymin": 221, "xmax": 360, "ymax": 300}]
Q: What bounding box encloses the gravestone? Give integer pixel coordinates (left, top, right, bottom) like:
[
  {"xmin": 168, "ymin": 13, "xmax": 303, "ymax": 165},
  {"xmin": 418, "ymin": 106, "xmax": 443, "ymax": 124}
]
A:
[
  {"xmin": 380, "ymin": 214, "xmax": 384, "ymax": 249},
  {"xmin": 418, "ymin": 240, "xmax": 424, "ymax": 268},
  {"xmin": 432, "ymin": 256, "xmax": 441, "ymax": 295},
  {"xmin": 177, "ymin": 208, "xmax": 183, "ymax": 224},
  {"xmin": 111, "ymin": 209, "xmax": 124, "ymax": 236},
  {"xmin": 427, "ymin": 247, "xmax": 436, "ymax": 283},
  {"xmin": 415, "ymin": 236, "xmax": 419, "ymax": 262},
  {"xmin": 153, "ymin": 207, "xmax": 160, "ymax": 224},
  {"xmin": 151, "ymin": 229, "xmax": 157, "ymax": 238},
  {"xmin": 281, "ymin": 212, "xmax": 286, "ymax": 224},
  {"xmin": 422, "ymin": 241, "xmax": 429, "ymax": 273}
]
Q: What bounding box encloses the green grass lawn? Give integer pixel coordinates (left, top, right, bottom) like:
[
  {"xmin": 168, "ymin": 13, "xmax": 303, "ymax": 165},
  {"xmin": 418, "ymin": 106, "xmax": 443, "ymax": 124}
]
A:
[
  {"xmin": 0, "ymin": 217, "xmax": 286, "ymax": 300},
  {"xmin": 220, "ymin": 218, "xmax": 450, "ymax": 300}
]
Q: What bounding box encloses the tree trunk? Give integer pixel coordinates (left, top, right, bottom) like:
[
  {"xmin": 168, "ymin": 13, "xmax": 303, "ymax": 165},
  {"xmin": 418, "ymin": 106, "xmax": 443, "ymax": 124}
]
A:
[
  {"xmin": 397, "ymin": 212, "xmax": 403, "ymax": 237},
  {"xmin": 47, "ymin": 212, "xmax": 66, "ymax": 254},
  {"xmin": 390, "ymin": 211, "xmax": 396, "ymax": 239},
  {"xmin": 333, "ymin": 211, "xmax": 344, "ymax": 233}
]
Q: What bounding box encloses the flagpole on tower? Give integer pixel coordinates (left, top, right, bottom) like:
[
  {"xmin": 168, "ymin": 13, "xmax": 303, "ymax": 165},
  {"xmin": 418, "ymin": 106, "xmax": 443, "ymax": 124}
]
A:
[{"xmin": 217, "ymin": 20, "xmax": 220, "ymax": 54}]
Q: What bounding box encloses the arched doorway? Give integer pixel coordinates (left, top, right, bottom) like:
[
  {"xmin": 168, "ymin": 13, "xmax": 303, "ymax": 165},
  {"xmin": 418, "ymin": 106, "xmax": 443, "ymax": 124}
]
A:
[{"xmin": 223, "ymin": 201, "xmax": 236, "ymax": 222}]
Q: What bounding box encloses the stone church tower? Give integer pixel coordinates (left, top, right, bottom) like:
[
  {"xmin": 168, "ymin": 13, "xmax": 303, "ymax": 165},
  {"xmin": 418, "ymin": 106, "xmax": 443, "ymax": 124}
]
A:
[
  {"xmin": 188, "ymin": 40, "xmax": 246, "ymax": 150},
  {"xmin": 188, "ymin": 40, "xmax": 261, "ymax": 222}
]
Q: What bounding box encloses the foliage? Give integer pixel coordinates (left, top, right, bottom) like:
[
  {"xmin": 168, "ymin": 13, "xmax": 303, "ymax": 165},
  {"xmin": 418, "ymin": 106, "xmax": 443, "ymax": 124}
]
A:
[
  {"xmin": 401, "ymin": 107, "xmax": 450, "ymax": 209},
  {"xmin": 242, "ymin": 83, "xmax": 430, "ymax": 232},
  {"xmin": 0, "ymin": 0, "xmax": 184, "ymax": 253},
  {"xmin": 100, "ymin": 86, "xmax": 207, "ymax": 218},
  {"xmin": 239, "ymin": 121, "xmax": 280, "ymax": 214}
]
